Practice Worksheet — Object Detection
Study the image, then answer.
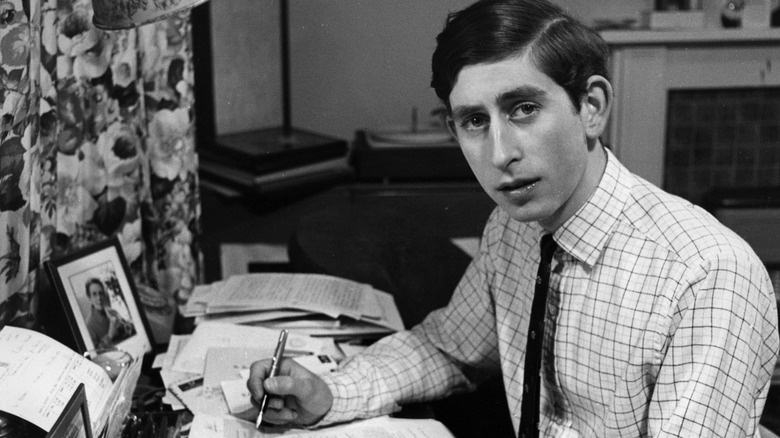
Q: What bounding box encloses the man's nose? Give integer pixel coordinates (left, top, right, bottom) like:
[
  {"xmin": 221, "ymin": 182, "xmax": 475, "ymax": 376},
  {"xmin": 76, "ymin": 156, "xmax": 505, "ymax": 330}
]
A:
[{"xmin": 490, "ymin": 119, "xmax": 522, "ymax": 169}]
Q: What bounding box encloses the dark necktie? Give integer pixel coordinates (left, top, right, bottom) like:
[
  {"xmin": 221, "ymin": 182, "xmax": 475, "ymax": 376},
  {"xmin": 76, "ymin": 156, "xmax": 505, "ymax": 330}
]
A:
[{"xmin": 518, "ymin": 234, "xmax": 557, "ymax": 438}]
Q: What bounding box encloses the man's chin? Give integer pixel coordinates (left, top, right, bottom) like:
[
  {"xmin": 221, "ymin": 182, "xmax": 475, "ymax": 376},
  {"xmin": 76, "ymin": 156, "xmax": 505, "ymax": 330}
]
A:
[{"xmin": 499, "ymin": 203, "xmax": 546, "ymax": 223}]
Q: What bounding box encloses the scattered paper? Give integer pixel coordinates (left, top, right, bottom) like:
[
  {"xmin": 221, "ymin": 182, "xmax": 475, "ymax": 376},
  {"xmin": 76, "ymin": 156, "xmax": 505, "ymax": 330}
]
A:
[
  {"xmin": 220, "ymin": 379, "xmax": 254, "ymax": 414},
  {"xmin": 196, "ymin": 309, "xmax": 313, "ymax": 326},
  {"xmin": 201, "ymin": 347, "xmax": 271, "ymax": 416},
  {"xmin": 152, "ymin": 352, "xmax": 167, "ymax": 369},
  {"xmin": 292, "ymin": 355, "xmax": 338, "ymax": 375},
  {"xmin": 171, "ymin": 323, "xmax": 331, "ymax": 375},
  {"xmin": 220, "ymin": 243, "xmax": 289, "ymax": 278},
  {"xmin": 205, "ymin": 347, "xmax": 270, "ymax": 388},
  {"xmin": 451, "ymin": 237, "xmax": 480, "ymax": 258},
  {"xmin": 190, "ymin": 414, "xmax": 455, "ymax": 438},
  {"xmin": 208, "ymin": 273, "xmax": 382, "ymax": 319},
  {"xmin": 159, "ymin": 334, "xmax": 194, "ymax": 409}
]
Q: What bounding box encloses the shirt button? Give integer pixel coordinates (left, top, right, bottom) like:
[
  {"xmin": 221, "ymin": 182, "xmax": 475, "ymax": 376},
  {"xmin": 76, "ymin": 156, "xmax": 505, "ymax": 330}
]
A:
[{"xmin": 548, "ymin": 305, "xmax": 558, "ymax": 317}]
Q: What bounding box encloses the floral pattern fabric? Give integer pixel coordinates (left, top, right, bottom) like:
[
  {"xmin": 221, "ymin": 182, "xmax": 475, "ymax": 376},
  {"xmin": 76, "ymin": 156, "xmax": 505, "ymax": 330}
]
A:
[{"xmin": 0, "ymin": 0, "xmax": 201, "ymax": 336}]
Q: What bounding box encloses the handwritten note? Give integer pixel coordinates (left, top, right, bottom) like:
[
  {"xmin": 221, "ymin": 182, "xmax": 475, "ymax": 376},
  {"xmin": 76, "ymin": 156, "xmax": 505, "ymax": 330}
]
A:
[
  {"xmin": 0, "ymin": 326, "xmax": 113, "ymax": 432},
  {"xmin": 171, "ymin": 323, "xmax": 332, "ymax": 375},
  {"xmin": 207, "ymin": 273, "xmax": 381, "ymax": 319}
]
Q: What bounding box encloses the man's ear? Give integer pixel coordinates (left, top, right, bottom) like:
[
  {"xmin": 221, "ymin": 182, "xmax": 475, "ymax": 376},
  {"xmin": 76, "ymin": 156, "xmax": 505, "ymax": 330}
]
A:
[
  {"xmin": 580, "ymin": 75, "xmax": 612, "ymax": 140},
  {"xmin": 446, "ymin": 116, "xmax": 458, "ymax": 139}
]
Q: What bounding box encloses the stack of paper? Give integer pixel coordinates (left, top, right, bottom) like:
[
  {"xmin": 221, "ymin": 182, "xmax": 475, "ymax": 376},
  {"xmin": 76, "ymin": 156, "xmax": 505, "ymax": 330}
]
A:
[
  {"xmin": 155, "ymin": 322, "xmax": 340, "ymax": 417},
  {"xmin": 162, "ymin": 273, "xmax": 405, "ymax": 418},
  {"xmin": 182, "ymin": 273, "xmax": 404, "ymax": 341}
]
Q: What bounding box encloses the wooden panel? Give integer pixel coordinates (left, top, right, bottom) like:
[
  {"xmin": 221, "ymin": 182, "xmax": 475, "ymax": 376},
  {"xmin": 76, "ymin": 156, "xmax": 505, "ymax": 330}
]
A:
[
  {"xmin": 666, "ymin": 45, "xmax": 780, "ymax": 89},
  {"xmin": 609, "ymin": 47, "xmax": 668, "ymax": 186}
]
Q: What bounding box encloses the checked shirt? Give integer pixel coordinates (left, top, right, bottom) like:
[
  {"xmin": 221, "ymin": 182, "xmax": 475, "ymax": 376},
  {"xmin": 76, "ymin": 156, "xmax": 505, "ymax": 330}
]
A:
[{"xmin": 319, "ymin": 149, "xmax": 779, "ymax": 437}]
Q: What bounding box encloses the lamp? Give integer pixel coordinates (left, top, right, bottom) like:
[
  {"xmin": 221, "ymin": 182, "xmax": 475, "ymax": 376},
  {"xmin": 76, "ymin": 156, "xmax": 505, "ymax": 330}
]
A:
[{"xmin": 92, "ymin": 0, "xmax": 210, "ymax": 30}]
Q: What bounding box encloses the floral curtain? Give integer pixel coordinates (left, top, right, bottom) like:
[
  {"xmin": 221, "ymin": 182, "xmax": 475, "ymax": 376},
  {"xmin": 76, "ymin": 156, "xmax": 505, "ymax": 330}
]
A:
[{"xmin": 0, "ymin": 0, "xmax": 202, "ymax": 340}]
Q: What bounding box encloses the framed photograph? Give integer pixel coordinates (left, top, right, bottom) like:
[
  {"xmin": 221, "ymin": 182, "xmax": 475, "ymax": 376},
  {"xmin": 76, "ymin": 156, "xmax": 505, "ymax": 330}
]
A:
[
  {"xmin": 46, "ymin": 383, "xmax": 93, "ymax": 438},
  {"xmin": 44, "ymin": 237, "xmax": 153, "ymax": 356}
]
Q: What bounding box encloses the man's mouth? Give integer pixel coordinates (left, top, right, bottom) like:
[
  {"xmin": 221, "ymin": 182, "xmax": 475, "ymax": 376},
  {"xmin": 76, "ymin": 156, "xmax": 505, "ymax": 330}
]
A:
[{"xmin": 498, "ymin": 178, "xmax": 540, "ymax": 192}]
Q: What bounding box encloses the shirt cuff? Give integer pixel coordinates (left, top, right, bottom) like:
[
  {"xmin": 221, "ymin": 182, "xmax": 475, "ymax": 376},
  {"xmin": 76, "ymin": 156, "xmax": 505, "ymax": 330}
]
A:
[{"xmin": 311, "ymin": 370, "xmax": 400, "ymax": 427}]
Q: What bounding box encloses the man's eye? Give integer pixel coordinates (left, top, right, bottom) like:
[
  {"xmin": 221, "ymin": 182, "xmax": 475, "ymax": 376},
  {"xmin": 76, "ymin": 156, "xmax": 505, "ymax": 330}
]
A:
[
  {"xmin": 461, "ymin": 115, "xmax": 488, "ymax": 131},
  {"xmin": 511, "ymin": 103, "xmax": 538, "ymax": 119}
]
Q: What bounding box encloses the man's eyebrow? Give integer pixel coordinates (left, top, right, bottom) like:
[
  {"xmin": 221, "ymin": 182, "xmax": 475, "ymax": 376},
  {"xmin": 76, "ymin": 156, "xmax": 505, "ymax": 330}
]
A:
[
  {"xmin": 450, "ymin": 85, "xmax": 548, "ymax": 121},
  {"xmin": 450, "ymin": 104, "xmax": 483, "ymax": 121},
  {"xmin": 498, "ymin": 85, "xmax": 547, "ymax": 105}
]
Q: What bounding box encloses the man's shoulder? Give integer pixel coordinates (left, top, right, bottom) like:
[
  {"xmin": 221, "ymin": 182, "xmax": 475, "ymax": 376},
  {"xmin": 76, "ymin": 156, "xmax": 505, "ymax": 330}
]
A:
[{"xmin": 621, "ymin": 178, "xmax": 758, "ymax": 265}]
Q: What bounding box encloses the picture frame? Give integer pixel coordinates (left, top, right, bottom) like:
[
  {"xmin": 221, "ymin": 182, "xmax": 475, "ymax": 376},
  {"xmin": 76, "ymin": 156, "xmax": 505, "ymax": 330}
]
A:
[
  {"xmin": 44, "ymin": 237, "xmax": 154, "ymax": 357},
  {"xmin": 46, "ymin": 383, "xmax": 93, "ymax": 438}
]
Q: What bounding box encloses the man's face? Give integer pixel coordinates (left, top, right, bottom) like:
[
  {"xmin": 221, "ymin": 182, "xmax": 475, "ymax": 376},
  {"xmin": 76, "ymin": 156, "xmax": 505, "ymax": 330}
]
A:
[
  {"xmin": 88, "ymin": 283, "xmax": 109, "ymax": 310},
  {"xmin": 448, "ymin": 53, "xmax": 604, "ymax": 231}
]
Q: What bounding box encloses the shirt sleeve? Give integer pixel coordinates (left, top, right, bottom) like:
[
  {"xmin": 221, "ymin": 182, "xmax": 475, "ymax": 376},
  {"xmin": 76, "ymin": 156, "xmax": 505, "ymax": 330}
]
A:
[
  {"xmin": 315, "ymin": 212, "xmax": 505, "ymax": 426},
  {"xmin": 649, "ymin": 254, "xmax": 780, "ymax": 437}
]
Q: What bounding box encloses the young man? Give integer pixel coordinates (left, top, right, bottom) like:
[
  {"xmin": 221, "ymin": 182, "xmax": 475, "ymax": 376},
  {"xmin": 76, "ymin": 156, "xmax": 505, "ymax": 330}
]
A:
[{"xmin": 248, "ymin": 0, "xmax": 779, "ymax": 435}]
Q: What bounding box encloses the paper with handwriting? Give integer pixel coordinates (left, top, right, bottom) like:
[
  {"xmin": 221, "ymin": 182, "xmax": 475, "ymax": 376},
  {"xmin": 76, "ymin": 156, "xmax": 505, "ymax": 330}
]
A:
[
  {"xmin": 0, "ymin": 326, "xmax": 113, "ymax": 432},
  {"xmin": 190, "ymin": 414, "xmax": 455, "ymax": 438},
  {"xmin": 171, "ymin": 322, "xmax": 331, "ymax": 374}
]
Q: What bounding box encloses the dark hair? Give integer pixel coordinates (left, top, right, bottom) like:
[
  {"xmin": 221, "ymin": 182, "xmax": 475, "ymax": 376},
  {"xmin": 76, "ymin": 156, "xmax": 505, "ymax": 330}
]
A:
[
  {"xmin": 431, "ymin": 0, "xmax": 610, "ymax": 109},
  {"xmin": 85, "ymin": 278, "xmax": 104, "ymax": 297}
]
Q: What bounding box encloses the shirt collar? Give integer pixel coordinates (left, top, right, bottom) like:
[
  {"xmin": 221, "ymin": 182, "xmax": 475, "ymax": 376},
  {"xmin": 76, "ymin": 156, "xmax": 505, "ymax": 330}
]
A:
[{"xmin": 552, "ymin": 148, "xmax": 631, "ymax": 267}]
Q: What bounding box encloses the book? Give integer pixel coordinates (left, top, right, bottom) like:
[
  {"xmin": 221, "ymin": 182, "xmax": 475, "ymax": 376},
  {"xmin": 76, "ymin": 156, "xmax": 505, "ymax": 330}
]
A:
[{"xmin": 202, "ymin": 127, "xmax": 349, "ymax": 174}]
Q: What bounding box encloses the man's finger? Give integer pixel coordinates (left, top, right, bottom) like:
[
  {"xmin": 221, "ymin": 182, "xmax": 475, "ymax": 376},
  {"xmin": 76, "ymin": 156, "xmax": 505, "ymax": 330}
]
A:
[
  {"xmin": 247, "ymin": 360, "xmax": 272, "ymax": 399},
  {"xmin": 262, "ymin": 407, "xmax": 299, "ymax": 425},
  {"xmin": 266, "ymin": 396, "xmax": 285, "ymax": 410},
  {"xmin": 266, "ymin": 375, "xmax": 315, "ymax": 399}
]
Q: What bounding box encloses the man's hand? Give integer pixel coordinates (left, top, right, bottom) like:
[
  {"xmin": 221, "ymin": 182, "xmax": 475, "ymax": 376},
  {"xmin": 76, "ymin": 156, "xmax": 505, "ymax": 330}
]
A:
[{"xmin": 247, "ymin": 357, "xmax": 334, "ymax": 427}]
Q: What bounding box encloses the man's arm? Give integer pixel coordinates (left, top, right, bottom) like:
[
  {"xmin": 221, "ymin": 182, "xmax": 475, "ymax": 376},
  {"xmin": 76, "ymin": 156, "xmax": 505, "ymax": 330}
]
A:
[
  {"xmin": 248, "ymin": 209, "xmax": 506, "ymax": 428},
  {"xmin": 649, "ymin": 255, "xmax": 780, "ymax": 436},
  {"xmin": 317, "ymin": 225, "xmax": 505, "ymax": 426}
]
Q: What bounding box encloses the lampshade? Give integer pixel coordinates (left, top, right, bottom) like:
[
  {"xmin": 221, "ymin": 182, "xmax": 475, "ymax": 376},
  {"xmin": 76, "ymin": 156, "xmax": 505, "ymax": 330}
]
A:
[{"xmin": 92, "ymin": 0, "xmax": 210, "ymax": 30}]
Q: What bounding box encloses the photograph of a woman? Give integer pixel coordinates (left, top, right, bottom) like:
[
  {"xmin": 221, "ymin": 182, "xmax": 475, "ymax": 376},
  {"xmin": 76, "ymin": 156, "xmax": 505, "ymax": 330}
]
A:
[{"xmin": 83, "ymin": 276, "xmax": 136, "ymax": 349}]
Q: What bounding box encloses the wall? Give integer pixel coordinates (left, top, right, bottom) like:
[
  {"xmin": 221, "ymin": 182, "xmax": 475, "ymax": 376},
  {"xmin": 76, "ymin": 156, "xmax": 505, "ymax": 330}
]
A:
[{"xmin": 209, "ymin": 0, "xmax": 650, "ymax": 141}]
